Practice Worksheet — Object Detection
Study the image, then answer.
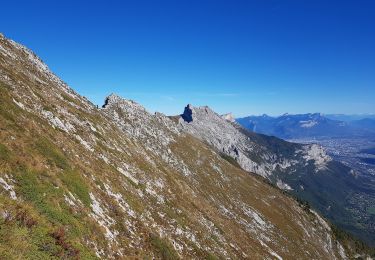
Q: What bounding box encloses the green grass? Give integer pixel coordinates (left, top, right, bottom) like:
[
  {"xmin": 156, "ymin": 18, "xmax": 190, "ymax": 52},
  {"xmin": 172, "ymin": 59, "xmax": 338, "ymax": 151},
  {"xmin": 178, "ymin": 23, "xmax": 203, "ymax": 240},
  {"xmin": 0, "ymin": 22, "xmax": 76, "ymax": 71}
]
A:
[
  {"xmin": 0, "ymin": 143, "xmax": 11, "ymax": 162},
  {"xmin": 205, "ymin": 253, "xmax": 219, "ymax": 260},
  {"xmin": 16, "ymin": 169, "xmax": 72, "ymax": 224},
  {"xmin": 122, "ymin": 192, "xmax": 144, "ymax": 214},
  {"xmin": 164, "ymin": 200, "xmax": 188, "ymax": 227},
  {"xmin": 150, "ymin": 234, "xmax": 179, "ymax": 260},
  {"xmin": 34, "ymin": 137, "xmax": 70, "ymax": 170},
  {"xmin": 61, "ymin": 169, "xmax": 91, "ymax": 207},
  {"xmin": 61, "ymin": 93, "xmax": 76, "ymax": 104},
  {"xmin": 0, "ymin": 196, "xmax": 66, "ymax": 259},
  {"xmin": 0, "ymin": 83, "xmax": 24, "ymax": 126},
  {"xmin": 16, "ymin": 169, "xmax": 87, "ymax": 230},
  {"xmin": 12, "ymin": 168, "xmax": 99, "ymax": 258},
  {"xmin": 0, "ymin": 220, "xmax": 60, "ymax": 259},
  {"xmin": 0, "ymin": 205, "xmax": 96, "ymax": 259}
]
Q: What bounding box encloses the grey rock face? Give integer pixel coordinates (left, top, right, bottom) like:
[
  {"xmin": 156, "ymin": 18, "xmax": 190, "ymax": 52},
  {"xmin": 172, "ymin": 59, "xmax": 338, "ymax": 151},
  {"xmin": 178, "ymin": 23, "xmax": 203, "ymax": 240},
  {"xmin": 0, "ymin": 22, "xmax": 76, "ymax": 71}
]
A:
[
  {"xmin": 221, "ymin": 113, "xmax": 236, "ymax": 123},
  {"xmin": 177, "ymin": 104, "xmax": 329, "ymax": 179}
]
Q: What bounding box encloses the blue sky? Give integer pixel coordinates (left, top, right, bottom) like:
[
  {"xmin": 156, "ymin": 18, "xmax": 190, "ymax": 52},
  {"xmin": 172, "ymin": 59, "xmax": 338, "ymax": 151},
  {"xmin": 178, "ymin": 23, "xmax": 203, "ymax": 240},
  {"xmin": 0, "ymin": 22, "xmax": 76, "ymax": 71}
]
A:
[{"xmin": 1, "ymin": 0, "xmax": 374, "ymax": 116}]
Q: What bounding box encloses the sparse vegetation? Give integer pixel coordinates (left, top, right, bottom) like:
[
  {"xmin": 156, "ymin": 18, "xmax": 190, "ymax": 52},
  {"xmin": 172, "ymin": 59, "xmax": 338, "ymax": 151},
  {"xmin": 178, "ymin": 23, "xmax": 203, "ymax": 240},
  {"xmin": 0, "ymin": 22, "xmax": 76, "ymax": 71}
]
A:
[
  {"xmin": 0, "ymin": 84, "xmax": 18, "ymax": 123},
  {"xmin": 1, "ymin": 33, "xmax": 373, "ymax": 259},
  {"xmin": 0, "ymin": 143, "xmax": 11, "ymax": 162},
  {"xmin": 34, "ymin": 138, "xmax": 70, "ymax": 170},
  {"xmin": 61, "ymin": 93, "xmax": 76, "ymax": 104},
  {"xmin": 50, "ymin": 226, "xmax": 80, "ymax": 259},
  {"xmin": 60, "ymin": 169, "xmax": 91, "ymax": 207},
  {"xmin": 0, "ymin": 197, "xmax": 76, "ymax": 259},
  {"xmin": 219, "ymin": 153, "xmax": 241, "ymax": 168},
  {"xmin": 16, "ymin": 169, "xmax": 70, "ymax": 224},
  {"xmin": 332, "ymin": 224, "xmax": 375, "ymax": 258},
  {"xmin": 150, "ymin": 234, "xmax": 179, "ymax": 260},
  {"xmin": 205, "ymin": 252, "xmax": 219, "ymax": 260}
]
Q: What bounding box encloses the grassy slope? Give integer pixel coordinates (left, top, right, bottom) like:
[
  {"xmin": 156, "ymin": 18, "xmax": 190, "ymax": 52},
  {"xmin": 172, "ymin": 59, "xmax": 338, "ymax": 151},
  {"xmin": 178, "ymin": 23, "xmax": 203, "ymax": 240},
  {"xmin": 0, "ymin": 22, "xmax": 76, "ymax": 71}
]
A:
[{"xmin": 0, "ymin": 34, "xmax": 366, "ymax": 259}]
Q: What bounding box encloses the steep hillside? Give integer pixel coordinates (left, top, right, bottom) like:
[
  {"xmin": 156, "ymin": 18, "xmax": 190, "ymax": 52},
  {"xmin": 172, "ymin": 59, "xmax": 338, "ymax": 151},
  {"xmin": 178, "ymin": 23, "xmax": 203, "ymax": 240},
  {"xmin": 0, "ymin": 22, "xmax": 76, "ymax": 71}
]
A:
[
  {"xmin": 179, "ymin": 106, "xmax": 333, "ymax": 179},
  {"xmin": 0, "ymin": 34, "xmax": 355, "ymax": 259},
  {"xmin": 177, "ymin": 104, "xmax": 375, "ymax": 246}
]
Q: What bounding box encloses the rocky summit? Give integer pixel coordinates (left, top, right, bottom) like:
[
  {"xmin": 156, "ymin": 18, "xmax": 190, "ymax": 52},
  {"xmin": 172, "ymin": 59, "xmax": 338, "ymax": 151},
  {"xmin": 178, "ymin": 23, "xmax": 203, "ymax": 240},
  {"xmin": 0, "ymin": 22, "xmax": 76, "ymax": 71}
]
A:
[{"xmin": 0, "ymin": 33, "xmax": 370, "ymax": 259}]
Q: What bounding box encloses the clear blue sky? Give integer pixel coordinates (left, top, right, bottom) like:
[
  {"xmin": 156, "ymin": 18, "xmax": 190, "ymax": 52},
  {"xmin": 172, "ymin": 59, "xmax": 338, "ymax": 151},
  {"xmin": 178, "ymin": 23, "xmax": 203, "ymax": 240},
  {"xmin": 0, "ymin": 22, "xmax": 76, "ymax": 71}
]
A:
[{"xmin": 1, "ymin": 0, "xmax": 374, "ymax": 116}]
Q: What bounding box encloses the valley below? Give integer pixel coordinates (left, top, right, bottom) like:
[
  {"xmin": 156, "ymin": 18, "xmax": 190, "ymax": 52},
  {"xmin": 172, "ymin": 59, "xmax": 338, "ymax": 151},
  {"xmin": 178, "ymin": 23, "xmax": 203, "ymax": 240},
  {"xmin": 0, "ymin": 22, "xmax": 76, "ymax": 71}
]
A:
[
  {"xmin": 1, "ymin": 0, "xmax": 374, "ymax": 258},
  {"xmin": 289, "ymin": 137, "xmax": 375, "ymax": 177},
  {"xmin": 1, "ymin": 32, "xmax": 374, "ymax": 259},
  {"xmin": 289, "ymin": 137, "xmax": 375, "ymax": 244}
]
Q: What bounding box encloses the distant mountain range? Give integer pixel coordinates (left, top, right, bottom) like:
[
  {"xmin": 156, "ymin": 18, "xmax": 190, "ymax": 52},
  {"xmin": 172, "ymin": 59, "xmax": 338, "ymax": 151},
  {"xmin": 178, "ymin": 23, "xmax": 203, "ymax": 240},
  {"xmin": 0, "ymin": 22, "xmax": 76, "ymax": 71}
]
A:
[
  {"xmin": 237, "ymin": 113, "xmax": 375, "ymax": 139},
  {"xmin": 3, "ymin": 33, "xmax": 369, "ymax": 258},
  {"xmin": 1, "ymin": 33, "xmax": 375, "ymax": 258},
  {"xmin": 325, "ymin": 114, "xmax": 375, "ymax": 122}
]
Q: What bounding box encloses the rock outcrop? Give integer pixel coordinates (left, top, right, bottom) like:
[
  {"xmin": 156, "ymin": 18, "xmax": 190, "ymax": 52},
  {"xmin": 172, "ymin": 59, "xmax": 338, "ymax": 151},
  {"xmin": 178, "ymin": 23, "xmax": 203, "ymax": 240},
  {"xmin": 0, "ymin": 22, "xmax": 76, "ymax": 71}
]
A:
[{"xmin": 0, "ymin": 32, "xmax": 362, "ymax": 259}]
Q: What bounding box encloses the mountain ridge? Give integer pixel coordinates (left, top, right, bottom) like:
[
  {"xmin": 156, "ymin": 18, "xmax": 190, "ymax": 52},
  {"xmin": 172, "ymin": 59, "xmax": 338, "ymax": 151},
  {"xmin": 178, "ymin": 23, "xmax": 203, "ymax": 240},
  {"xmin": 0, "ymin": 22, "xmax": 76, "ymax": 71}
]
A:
[
  {"xmin": 174, "ymin": 105, "xmax": 375, "ymax": 247},
  {"xmin": 0, "ymin": 32, "xmax": 372, "ymax": 258},
  {"xmin": 237, "ymin": 113, "xmax": 375, "ymax": 139}
]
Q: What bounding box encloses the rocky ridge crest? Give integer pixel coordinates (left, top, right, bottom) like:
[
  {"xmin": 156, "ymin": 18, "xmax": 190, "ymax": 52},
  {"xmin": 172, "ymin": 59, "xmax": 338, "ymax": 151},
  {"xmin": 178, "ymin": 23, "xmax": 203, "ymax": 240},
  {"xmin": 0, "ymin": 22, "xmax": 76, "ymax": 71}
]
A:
[{"xmin": 0, "ymin": 33, "xmax": 362, "ymax": 259}]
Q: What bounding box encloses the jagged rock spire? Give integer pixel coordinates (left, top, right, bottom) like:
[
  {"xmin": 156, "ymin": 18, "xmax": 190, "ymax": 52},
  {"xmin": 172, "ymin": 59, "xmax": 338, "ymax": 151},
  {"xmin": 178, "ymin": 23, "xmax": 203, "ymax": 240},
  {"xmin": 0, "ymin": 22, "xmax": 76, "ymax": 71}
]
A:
[
  {"xmin": 102, "ymin": 93, "xmax": 122, "ymax": 108},
  {"xmin": 181, "ymin": 104, "xmax": 194, "ymax": 123}
]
